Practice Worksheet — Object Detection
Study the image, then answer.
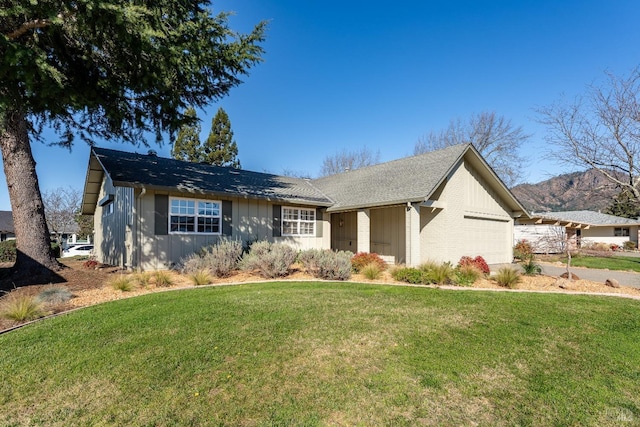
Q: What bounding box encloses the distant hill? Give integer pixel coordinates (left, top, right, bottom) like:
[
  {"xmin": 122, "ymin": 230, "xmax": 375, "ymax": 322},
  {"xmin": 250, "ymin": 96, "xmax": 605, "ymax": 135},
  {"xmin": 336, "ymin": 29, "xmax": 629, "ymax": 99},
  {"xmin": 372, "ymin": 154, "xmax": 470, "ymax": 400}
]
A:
[{"xmin": 511, "ymin": 169, "xmax": 620, "ymax": 213}]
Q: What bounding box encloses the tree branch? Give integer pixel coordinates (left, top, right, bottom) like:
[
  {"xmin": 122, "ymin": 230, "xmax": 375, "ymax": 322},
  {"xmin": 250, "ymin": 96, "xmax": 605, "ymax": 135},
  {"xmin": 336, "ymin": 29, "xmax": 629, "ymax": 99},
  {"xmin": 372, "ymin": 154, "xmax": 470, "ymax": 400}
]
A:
[{"xmin": 6, "ymin": 19, "xmax": 53, "ymax": 40}]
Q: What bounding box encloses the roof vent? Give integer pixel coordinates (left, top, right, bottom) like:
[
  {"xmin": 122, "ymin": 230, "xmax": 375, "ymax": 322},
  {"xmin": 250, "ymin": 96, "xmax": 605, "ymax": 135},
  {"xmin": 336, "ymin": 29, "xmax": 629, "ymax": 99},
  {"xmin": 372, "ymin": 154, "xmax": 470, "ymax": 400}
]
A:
[{"xmin": 147, "ymin": 149, "xmax": 157, "ymax": 157}]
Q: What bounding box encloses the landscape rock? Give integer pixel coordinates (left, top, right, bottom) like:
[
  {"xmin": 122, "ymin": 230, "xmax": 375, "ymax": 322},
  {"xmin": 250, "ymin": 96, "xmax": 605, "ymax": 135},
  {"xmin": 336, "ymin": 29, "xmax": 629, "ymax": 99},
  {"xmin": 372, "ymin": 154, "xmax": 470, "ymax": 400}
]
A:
[
  {"xmin": 604, "ymin": 278, "xmax": 621, "ymax": 288},
  {"xmin": 554, "ymin": 278, "xmax": 573, "ymax": 290},
  {"xmin": 560, "ymin": 272, "xmax": 580, "ymax": 280}
]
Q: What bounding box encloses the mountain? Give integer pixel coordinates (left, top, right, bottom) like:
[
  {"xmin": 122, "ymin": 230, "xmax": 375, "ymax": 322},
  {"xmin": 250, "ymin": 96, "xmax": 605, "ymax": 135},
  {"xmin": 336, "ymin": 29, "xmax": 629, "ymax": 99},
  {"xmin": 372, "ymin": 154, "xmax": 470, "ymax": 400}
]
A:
[{"xmin": 510, "ymin": 169, "xmax": 620, "ymax": 213}]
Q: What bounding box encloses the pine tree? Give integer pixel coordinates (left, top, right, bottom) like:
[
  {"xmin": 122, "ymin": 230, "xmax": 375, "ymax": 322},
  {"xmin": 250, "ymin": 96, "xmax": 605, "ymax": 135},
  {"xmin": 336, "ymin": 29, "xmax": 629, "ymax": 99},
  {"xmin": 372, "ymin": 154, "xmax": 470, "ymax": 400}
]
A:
[
  {"xmin": 172, "ymin": 107, "xmax": 202, "ymax": 162},
  {"xmin": 203, "ymin": 108, "xmax": 241, "ymax": 168},
  {"xmin": 605, "ymin": 189, "xmax": 640, "ymax": 219}
]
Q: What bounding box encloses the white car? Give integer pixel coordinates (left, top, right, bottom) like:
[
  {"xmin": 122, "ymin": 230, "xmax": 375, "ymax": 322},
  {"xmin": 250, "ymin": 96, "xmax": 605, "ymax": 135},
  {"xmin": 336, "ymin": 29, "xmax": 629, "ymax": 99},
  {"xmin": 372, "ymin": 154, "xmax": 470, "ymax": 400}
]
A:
[{"xmin": 62, "ymin": 244, "xmax": 94, "ymax": 258}]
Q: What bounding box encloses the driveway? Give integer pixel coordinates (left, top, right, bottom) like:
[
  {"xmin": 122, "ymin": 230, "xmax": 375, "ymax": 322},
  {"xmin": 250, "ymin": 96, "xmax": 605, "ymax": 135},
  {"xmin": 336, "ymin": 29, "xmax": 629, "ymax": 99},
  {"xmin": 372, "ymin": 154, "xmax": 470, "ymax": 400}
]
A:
[{"xmin": 490, "ymin": 262, "xmax": 640, "ymax": 290}]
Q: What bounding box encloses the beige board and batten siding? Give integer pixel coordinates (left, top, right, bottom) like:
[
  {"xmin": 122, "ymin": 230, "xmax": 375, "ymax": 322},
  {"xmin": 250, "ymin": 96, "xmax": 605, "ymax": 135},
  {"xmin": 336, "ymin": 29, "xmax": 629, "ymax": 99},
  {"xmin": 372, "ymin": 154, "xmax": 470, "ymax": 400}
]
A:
[
  {"xmin": 93, "ymin": 176, "xmax": 135, "ymax": 267},
  {"xmin": 136, "ymin": 190, "xmax": 329, "ymax": 270},
  {"xmin": 421, "ymin": 159, "xmax": 513, "ymax": 264}
]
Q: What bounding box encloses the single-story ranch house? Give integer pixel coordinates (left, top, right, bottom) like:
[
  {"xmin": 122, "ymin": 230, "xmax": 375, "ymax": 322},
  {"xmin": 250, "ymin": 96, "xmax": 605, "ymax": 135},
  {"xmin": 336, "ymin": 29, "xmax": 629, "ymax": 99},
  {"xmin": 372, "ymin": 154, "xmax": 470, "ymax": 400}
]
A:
[
  {"xmin": 515, "ymin": 210, "xmax": 640, "ymax": 252},
  {"xmin": 81, "ymin": 143, "xmax": 528, "ymax": 270}
]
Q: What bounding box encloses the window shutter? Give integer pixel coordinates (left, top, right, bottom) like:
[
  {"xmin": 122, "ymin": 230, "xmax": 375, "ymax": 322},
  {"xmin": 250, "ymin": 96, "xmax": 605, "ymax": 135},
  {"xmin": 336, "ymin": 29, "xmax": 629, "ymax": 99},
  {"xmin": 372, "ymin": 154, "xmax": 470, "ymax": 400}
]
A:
[
  {"xmin": 155, "ymin": 194, "xmax": 169, "ymax": 235},
  {"xmin": 316, "ymin": 208, "xmax": 323, "ymax": 238},
  {"xmin": 222, "ymin": 200, "xmax": 232, "ymax": 236},
  {"xmin": 273, "ymin": 204, "xmax": 282, "ymax": 237}
]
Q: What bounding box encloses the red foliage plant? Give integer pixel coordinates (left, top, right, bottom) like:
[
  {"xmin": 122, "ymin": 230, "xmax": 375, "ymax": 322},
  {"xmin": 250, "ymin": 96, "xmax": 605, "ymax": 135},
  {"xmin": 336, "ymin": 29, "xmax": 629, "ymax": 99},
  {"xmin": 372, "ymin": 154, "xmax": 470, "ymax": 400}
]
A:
[
  {"xmin": 83, "ymin": 259, "xmax": 99, "ymax": 269},
  {"xmin": 457, "ymin": 255, "xmax": 490, "ymax": 275},
  {"xmin": 351, "ymin": 252, "xmax": 387, "ymax": 272}
]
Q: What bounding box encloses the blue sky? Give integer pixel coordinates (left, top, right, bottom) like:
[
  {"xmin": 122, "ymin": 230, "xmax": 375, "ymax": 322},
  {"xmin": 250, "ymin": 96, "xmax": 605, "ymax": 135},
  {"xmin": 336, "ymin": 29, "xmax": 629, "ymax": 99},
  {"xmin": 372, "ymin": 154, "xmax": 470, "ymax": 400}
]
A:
[{"xmin": 2, "ymin": 0, "xmax": 640, "ymax": 210}]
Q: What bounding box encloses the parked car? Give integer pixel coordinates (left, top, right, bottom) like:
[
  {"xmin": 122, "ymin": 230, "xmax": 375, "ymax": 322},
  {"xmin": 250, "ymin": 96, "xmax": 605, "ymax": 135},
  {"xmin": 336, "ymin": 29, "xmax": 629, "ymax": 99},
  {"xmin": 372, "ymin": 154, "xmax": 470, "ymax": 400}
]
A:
[{"xmin": 62, "ymin": 244, "xmax": 94, "ymax": 258}]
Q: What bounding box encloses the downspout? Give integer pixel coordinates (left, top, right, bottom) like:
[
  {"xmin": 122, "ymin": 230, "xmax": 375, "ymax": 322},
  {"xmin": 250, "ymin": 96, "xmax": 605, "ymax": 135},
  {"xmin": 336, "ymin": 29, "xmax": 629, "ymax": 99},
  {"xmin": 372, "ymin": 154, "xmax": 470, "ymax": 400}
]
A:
[{"xmin": 136, "ymin": 187, "xmax": 146, "ymax": 270}]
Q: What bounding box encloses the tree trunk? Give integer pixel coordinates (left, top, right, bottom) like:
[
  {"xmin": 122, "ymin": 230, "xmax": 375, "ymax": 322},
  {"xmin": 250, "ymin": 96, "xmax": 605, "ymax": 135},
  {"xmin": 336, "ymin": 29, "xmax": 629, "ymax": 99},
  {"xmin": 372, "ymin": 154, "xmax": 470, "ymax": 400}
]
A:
[{"xmin": 0, "ymin": 109, "xmax": 61, "ymax": 275}]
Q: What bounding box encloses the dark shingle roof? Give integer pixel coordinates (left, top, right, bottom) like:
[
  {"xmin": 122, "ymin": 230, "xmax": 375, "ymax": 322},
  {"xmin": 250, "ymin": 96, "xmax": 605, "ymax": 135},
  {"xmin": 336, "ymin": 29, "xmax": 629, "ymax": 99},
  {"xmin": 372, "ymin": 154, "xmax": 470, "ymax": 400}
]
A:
[
  {"xmin": 91, "ymin": 147, "xmax": 333, "ymax": 206},
  {"xmin": 312, "ymin": 144, "xmax": 470, "ymax": 211}
]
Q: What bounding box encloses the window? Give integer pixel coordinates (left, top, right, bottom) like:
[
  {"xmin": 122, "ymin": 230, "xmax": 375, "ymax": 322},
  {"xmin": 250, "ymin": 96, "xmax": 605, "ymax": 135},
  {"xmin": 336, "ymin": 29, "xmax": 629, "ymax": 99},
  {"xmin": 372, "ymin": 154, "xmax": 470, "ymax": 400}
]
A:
[
  {"xmin": 103, "ymin": 202, "xmax": 114, "ymax": 217},
  {"xmin": 614, "ymin": 227, "xmax": 630, "ymax": 237},
  {"xmin": 282, "ymin": 207, "xmax": 315, "ymax": 236},
  {"xmin": 170, "ymin": 198, "xmax": 221, "ymax": 234}
]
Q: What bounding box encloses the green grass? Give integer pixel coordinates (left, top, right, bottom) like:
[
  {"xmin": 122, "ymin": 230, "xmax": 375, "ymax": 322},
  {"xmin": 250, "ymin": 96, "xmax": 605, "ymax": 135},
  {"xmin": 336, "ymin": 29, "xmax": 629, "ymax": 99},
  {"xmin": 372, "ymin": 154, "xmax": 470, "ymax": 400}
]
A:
[
  {"xmin": 569, "ymin": 255, "xmax": 640, "ymax": 272},
  {"xmin": 1, "ymin": 283, "xmax": 639, "ymax": 426}
]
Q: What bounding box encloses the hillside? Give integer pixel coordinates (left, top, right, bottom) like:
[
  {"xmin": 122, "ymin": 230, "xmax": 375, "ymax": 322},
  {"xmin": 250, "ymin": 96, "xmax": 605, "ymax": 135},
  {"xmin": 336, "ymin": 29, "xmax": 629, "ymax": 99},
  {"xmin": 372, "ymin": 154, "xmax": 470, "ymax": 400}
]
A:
[{"xmin": 511, "ymin": 169, "xmax": 619, "ymax": 213}]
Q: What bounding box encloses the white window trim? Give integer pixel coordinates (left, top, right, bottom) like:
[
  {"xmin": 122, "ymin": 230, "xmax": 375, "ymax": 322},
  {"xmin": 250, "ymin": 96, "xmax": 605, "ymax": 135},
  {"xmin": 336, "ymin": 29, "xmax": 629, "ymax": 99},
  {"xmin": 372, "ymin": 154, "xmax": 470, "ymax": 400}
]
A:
[
  {"xmin": 282, "ymin": 206, "xmax": 315, "ymax": 236},
  {"xmin": 169, "ymin": 197, "xmax": 222, "ymax": 235}
]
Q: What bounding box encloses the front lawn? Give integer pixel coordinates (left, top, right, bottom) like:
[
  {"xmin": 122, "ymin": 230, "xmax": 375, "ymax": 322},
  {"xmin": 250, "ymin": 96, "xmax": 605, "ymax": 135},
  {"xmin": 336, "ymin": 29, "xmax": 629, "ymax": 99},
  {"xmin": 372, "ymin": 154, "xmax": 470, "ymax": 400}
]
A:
[
  {"xmin": 1, "ymin": 282, "xmax": 639, "ymax": 426},
  {"xmin": 569, "ymin": 254, "xmax": 640, "ymax": 272}
]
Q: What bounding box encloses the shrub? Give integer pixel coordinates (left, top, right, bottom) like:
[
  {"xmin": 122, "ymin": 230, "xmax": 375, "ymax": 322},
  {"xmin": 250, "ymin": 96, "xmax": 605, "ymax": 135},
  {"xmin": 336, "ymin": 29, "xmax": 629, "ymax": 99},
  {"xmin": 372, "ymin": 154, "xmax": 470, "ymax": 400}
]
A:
[
  {"xmin": 37, "ymin": 287, "xmax": 73, "ymax": 304},
  {"xmin": 458, "ymin": 256, "xmax": 490, "ymax": 275},
  {"xmin": 110, "ymin": 276, "xmax": 134, "ymax": 292},
  {"xmin": 391, "ymin": 267, "xmax": 428, "ymax": 284},
  {"xmin": 494, "ymin": 267, "xmax": 521, "ymax": 289},
  {"xmin": 154, "ymin": 271, "xmax": 174, "ymax": 287},
  {"xmin": 610, "ymin": 244, "xmax": 620, "ymax": 251},
  {"xmin": 361, "ymin": 262, "xmax": 382, "ymax": 280},
  {"xmin": 351, "ymin": 252, "xmax": 387, "ymax": 272},
  {"xmin": 240, "ymin": 241, "xmax": 297, "ymax": 278},
  {"xmin": 298, "ymin": 249, "xmax": 352, "ymax": 280},
  {"xmin": 521, "ymin": 257, "xmax": 542, "ymax": 275},
  {"xmin": 0, "ymin": 240, "xmax": 16, "ymax": 263},
  {"xmin": 190, "ymin": 270, "xmax": 213, "ymax": 286},
  {"xmin": 181, "ymin": 238, "xmax": 242, "ymax": 278},
  {"xmin": 454, "ymin": 264, "xmax": 482, "ymax": 286},
  {"xmin": 133, "ymin": 272, "xmax": 152, "ymax": 288},
  {"xmin": 623, "ymin": 241, "xmax": 637, "ymax": 251},
  {"xmin": 83, "ymin": 259, "xmax": 99, "ymax": 269},
  {"xmin": 1, "ymin": 294, "xmax": 47, "ymax": 321},
  {"xmin": 513, "ymin": 239, "xmax": 533, "ymax": 260},
  {"xmin": 426, "ymin": 262, "xmax": 455, "ymax": 285},
  {"xmin": 51, "ymin": 242, "xmax": 62, "ymax": 258}
]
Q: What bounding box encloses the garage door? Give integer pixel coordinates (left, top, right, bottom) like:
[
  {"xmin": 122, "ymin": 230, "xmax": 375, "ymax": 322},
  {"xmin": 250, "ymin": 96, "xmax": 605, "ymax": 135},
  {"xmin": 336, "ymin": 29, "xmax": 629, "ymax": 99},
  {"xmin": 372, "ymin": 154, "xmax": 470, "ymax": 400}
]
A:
[{"xmin": 462, "ymin": 216, "xmax": 511, "ymax": 264}]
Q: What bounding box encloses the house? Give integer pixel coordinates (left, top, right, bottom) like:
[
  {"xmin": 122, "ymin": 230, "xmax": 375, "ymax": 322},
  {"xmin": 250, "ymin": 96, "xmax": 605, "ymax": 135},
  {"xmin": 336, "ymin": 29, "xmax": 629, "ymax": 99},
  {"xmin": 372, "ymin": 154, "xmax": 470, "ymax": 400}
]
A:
[
  {"xmin": 81, "ymin": 143, "xmax": 528, "ymax": 270},
  {"xmin": 0, "ymin": 211, "xmax": 15, "ymax": 241},
  {"xmin": 515, "ymin": 210, "xmax": 640, "ymax": 252}
]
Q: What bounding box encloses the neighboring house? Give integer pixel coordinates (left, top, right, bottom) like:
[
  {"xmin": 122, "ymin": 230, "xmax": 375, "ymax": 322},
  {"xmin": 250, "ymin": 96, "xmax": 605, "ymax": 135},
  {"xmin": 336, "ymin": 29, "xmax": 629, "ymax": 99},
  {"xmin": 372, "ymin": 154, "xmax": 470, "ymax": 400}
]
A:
[
  {"xmin": 81, "ymin": 144, "xmax": 528, "ymax": 270},
  {"xmin": 0, "ymin": 211, "xmax": 15, "ymax": 241},
  {"xmin": 515, "ymin": 210, "xmax": 640, "ymax": 252}
]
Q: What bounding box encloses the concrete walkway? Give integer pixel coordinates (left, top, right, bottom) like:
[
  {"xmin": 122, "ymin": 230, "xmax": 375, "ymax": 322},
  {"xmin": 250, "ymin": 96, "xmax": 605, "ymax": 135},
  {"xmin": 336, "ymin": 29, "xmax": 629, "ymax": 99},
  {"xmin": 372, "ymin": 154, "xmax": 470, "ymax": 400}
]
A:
[{"xmin": 490, "ymin": 262, "xmax": 640, "ymax": 289}]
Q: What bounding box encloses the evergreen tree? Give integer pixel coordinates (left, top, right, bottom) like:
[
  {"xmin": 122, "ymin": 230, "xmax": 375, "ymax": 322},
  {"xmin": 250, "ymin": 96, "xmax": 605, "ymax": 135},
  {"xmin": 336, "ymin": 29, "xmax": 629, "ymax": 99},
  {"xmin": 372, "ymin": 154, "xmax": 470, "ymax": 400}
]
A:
[
  {"xmin": 172, "ymin": 107, "xmax": 202, "ymax": 162},
  {"xmin": 203, "ymin": 108, "xmax": 241, "ymax": 168},
  {"xmin": 1, "ymin": 2, "xmax": 264, "ymax": 277},
  {"xmin": 605, "ymin": 189, "xmax": 640, "ymax": 219}
]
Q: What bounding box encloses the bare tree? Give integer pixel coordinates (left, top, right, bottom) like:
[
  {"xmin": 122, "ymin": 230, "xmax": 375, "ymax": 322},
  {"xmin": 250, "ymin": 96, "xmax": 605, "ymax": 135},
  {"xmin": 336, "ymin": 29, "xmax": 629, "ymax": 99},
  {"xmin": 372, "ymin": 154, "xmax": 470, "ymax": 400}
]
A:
[
  {"xmin": 43, "ymin": 187, "xmax": 82, "ymax": 244},
  {"xmin": 320, "ymin": 146, "xmax": 381, "ymax": 176},
  {"xmin": 538, "ymin": 67, "xmax": 640, "ymax": 201},
  {"xmin": 415, "ymin": 111, "xmax": 530, "ymax": 187}
]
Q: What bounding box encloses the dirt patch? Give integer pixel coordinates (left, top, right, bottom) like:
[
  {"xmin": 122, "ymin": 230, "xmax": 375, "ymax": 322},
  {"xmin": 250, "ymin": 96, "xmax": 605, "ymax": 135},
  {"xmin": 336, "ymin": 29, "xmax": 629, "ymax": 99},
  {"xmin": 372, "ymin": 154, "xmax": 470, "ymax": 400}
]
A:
[{"xmin": 1, "ymin": 259, "xmax": 640, "ymax": 332}]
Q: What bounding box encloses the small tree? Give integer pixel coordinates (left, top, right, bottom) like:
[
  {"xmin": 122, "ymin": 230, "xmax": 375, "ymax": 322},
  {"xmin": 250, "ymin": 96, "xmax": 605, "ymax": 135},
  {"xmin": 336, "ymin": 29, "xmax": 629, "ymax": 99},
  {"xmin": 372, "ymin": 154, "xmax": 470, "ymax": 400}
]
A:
[
  {"xmin": 172, "ymin": 107, "xmax": 202, "ymax": 162},
  {"xmin": 605, "ymin": 189, "xmax": 640, "ymax": 219},
  {"xmin": 203, "ymin": 108, "xmax": 241, "ymax": 168},
  {"xmin": 320, "ymin": 146, "xmax": 380, "ymax": 176},
  {"xmin": 43, "ymin": 187, "xmax": 82, "ymax": 244}
]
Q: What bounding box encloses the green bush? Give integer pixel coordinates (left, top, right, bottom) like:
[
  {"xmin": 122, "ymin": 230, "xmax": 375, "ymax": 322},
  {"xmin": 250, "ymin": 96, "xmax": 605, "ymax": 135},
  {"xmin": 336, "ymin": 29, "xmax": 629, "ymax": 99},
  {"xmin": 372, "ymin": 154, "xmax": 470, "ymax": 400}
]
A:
[
  {"xmin": 391, "ymin": 267, "xmax": 428, "ymax": 284},
  {"xmin": 182, "ymin": 238, "xmax": 242, "ymax": 278},
  {"xmin": 0, "ymin": 240, "xmax": 16, "ymax": 263},
  {"xmin": 494, "ymin": 267, "xmax": 521, "ymax": 289},
  {"xmin": 298, "ymin": 249, "xmax": 352, "ymax": 280},
  {"xmin": 51, "ymin": 242, "xmax": 61, "ymax": 258},
  {"xmin": 37, "ymin": 287, "xmax": 73, "ymax": 304},
  {"xmin": 623, "ymin": 241, "xmax": 637, "ymax": 251},
  {"xmin": 351, "ymin": 252, "xmax": 387, "ymax": 272},
  {"xmin": 454, "ymin": 264, "xmax": 482, "ymax": 286},
  {"xmin": 521, "ymin": 257, "xmax": 542, "ymax": 275},
  {"xmin": 240, "ymin": 241, "xmax": 297, "ymax": 278},
  {"xmin": 1, "ymin": 294, "xmax": 47, "ymax": 321}
]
